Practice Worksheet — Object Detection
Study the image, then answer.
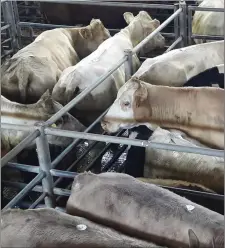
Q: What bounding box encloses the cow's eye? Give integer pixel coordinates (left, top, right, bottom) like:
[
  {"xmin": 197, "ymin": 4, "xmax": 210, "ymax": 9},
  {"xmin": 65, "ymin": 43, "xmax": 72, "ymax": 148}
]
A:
[{"xmin": 123, "ymin": 101, "xmax": 130, "ymax": 107}]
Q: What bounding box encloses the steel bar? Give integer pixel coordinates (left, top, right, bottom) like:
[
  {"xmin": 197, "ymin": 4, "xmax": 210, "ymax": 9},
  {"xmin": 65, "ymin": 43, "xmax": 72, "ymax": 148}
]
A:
[
  {"xmin": 187, "ymin": 7, "xmax": 192, "ymax": 45},
  {"xmin": 3, "ymin": 172, "xmax": 45, "ymax": 210},
  {"xmin": 173, "ymin": 3, "xmax": 179, "ymax": 47},
  {"xmin": 51, "ymin": 108, "xmax": 109, "ymax": 168},
  {"xmin": 2, "ymin": 181, "xmax": 71, "ymax": 197},
  {"xmin": 27, "ymin": 1, "xmax": 174, "ymax": 9},
  {"xmin": 45, "ymin": 56, "xmax": 127, "ymax": 126},
  {"xmin": 133, "ymin": 8, "xmax": 182, "ymax": 54},
  {"xmin": 1, "ymin": 130, "xmax": 40, "ymax": 168},
  {"xmin": 165, "ymin": 36, "xmax": 182, "ymax": 53},
  {"xmin": 124, "ymin": 49, "xmax": 133, "ymax": 81},
  {"xmin": 12, "ymin": 0, "xmax": 22, "ymax": 49},
  {"xmin": 1, "ymin": 24, "xmax": 10, "ymax": 31},
  {"xmin": 50, "ymin": 169, "xmax": 77, "ymax": 178},
  {"xmin": 35, "ymin": 124, "xmax": 55, "ymax": 208},
  {"xmin": 45, "ymin": 128, "xmax": 224, "ymax": 158},
  {"xmin": 29, "ymin": 193, "xmax": 46, "ymax": 209},
  {"xmin": 1, "ymin": 37, "xmax": 12, "ymax": 45},
  {"xmin": 7, "ymin": 162, "xmax": 40, "ymax": 174},
  {"xmin": 191, "ymin": 34, "xmax": 224, "ymax": 40},
  {"xmin": 1, "ymin": 123, "xmax": 36, "ymax": 132},
  {"xmin": 188, "ymin": 6, "xmax": 224, "ymax": 12}
]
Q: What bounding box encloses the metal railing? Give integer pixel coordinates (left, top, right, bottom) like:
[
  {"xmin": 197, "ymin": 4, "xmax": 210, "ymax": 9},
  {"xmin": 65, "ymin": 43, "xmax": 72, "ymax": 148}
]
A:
[
  {"xmin": 1, "ymin": 0, "xmax": 224, "ymax": 210},
  {"xmin": 187, "ymin": 5, "xmax": 224, "ymax": 45}
]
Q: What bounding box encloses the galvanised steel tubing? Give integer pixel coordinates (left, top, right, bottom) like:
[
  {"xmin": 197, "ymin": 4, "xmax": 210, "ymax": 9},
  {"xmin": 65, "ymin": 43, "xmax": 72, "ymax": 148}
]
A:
[
  {"xmin": 51, "ymin": 108, "xmax": 110, "ymax": 168},
  {"xmin": 27, "ymin": 1, "xmax": 175, "ymax": 10},
  {"xmin": 18, "ymin": 22, "xmax": 175, "ymax": 39},
  {"xmin": 133, "ymin": 8, "xmax": 182, "ymax": 54},
  {"xmin": 173, "ymin": 3, "xmax": 179, "ymax": 47},
  {"xmin": 124, "ymin": 49, "xmax": 133, "ymax": 81},
  {"xmin": 45, "ymin": 128, "xmax": 224, "ymax": 158},
  {"xmin": 7, "ymin": 162, "xmax": 77, "ymax": 178},
  {"xmin": 165, "ymin": 36, "xmax": 182, "ymax": 53},
  {"xmin": 3, "ymin": 171, "xmax": 45, "ymax": 210},
  {"xmin": 1, "ymin": 122, "xmax": 36, "ymax": 132},
  {"xmin": 188, "ymin": 6, "xmax": 224, "ymax": 12},
  {"xmin": 1, "ymin": 24, "xmax": 10, "ymax": 31},
  {"xmin": 45, "ymin": 56, "xmax": 127, "ymax": 126},
  {"xmin": 191, "ymin": 34, "xmax": 224, "ymax": 40},
  {"xmin": 187, "ymin": 7, "xmax": 192, "ymax": 45},
  {"xmin": 35, "ymin": 124, "xmax": 55, "ymax": 208},
  {"xmin": 1, "ymin": 37, "xmax": 12, "ymax": 45},
  {"xmin": 50, "ymin": 169, "xmax": 77, "ymax": 178},
  {"xmin": 29, "ymin": 193, "xmax": 46, "ymax": 209},
  {"xmin": 3, "ymin": 180, "xmax": 71, "ymax": 197},
  {"xmin": 1, "ymin": 130, "xmax": 40, "ymax": 168},
  {"xmin": 7, "ymin": 162, "xmax": 40, "ymax": 173}
]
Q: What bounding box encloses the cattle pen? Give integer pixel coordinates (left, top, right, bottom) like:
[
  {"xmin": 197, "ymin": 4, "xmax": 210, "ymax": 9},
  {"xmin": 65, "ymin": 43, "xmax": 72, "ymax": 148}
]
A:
[{"xmin": 1, "ymin": 0, "xmax": 224, "ymax": 216}]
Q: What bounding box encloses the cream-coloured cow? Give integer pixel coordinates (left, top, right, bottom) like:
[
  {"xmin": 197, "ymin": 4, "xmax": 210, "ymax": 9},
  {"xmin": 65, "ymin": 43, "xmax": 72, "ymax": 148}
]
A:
[
  {"xmin": 141, "ymin": 127, "xmax": 224, "ymax": 193},
  {"xmin": 1, "ymin": 19, "xmax": 110, "ymax": 104},
  {"xmin": 1, "ymin": 208, "xmax": 166, "ymax": 248},
  {"xmin": 192, "ymin": 0, "xmax": 224, "ymax": 44},
  {"xmin": 132, "ymin": 40, "xmax": 224, "ymax": 87},
  {"xmin": 1, "ymin": 90, "xmax": 85, "ymax": 153},
  {"xmin": 101, "ymin": 78, "xmax": 224, "ymax": 149},
  {"xmin": 52, "ymin": 11, "xmax": 165, "ymax": 124},
  {"xmin": 67, "ymin": 172, "xmax": 223, "ymax": 248}
]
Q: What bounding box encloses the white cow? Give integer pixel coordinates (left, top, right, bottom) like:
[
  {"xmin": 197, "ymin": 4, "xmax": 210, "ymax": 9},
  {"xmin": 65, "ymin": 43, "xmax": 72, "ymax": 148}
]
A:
[
  {"xmin": 142, "ymin": 127, "xmax": 224, "ymax": 193},
  {"xmin": 101, "ymin": 78, "xmax": 224, "ymax": 149},
  {"xmin": 192, "ymin": 0, "xmax": 224, "ymax": 44},
  {"xmin": 1, "ymin": 19, "xmax": 110, "ymax": 104},
  {"xmin": 52, "ymin": 11, "xmax": 165, "ymax": 124},
  {"xmin": 132, "ymin": 40, "xmax": 224, "ymax": 87},
  {"xmin": 1, "ymin": 90, "xmax": 85, "ymax": 153}
]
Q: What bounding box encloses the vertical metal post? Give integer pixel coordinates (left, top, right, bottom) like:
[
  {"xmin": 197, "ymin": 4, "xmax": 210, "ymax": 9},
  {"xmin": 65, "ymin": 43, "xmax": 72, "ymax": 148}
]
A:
[
  {"xmin": 124, "ymin": 49, "xmax": 133, "ymax": 82},
  {"xmin": 174, "ymin": 3, "xmax": 180, "ymax": 47},
  {"xmin": 179, "ymin": 0, "xmax": 187, "ymax": 47},
  {"xmin": 187, "ymin": 7, "xmax": 193, "ymax": 46},
  {"xmin": 2, "ymin": 0, "xmax": 19, "ymax": 52},
  {"xmin": 12, "ymin": 1, "xmax": 22, "ymax": 49},
  {"xmin": 35, "ymin": 123, "xmax": 55, "ymax": 208}
]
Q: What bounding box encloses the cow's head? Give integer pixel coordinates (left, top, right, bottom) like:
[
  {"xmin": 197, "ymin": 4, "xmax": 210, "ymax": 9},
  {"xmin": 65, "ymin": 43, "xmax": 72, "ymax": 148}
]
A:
[
  {"xmin": 77, "ymin": 19, "xmax": 111, "ymax": 58},
  {"xmin": 123, "ymin": 11, "xmax": 165, "ymax": 54},
  {"xmin": 35, "ymin": 90, "xmax": 86, "ymax": 147},
  {"xmin": 101, "ymin": 78, "xmax": 154, "ymax": 133}
]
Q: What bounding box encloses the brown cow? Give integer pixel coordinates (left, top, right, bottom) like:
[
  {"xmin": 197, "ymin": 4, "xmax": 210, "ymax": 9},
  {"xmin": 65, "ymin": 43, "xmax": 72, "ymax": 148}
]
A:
[
  {"xmin": 1, "ymin": 208, "xmax": 165, "ymax": 248},
  {"xmin": 101, "ymin": 78, "xmax": 224, "ymax": 149},
  {"xmin": 66, "ymin": 172, "xmax": 224, "ymax": 248}
]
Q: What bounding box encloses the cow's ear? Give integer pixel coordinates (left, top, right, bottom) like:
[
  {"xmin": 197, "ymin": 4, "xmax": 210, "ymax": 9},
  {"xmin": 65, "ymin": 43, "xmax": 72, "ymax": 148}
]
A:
[
  {"xmin": 123, "ymin": 12, "xmax": 135, "ymax": 24},
  {"xmin": 152, "ymin": 19, "xmax": 160, "ymax": 28},
  {"xmin": 79, "ymin": 28, "xmax": 92, "ymax": 39},
  {"xmin": 90, "ymin": 19, "xmax": 103, "ymax": 29},
  {"xmin": 134, "ymin": 82, "xmax": 148, "ymax": 108},
  {"xmin": 188, "ymin": 229, "xmax": 200, "ymax": 248}
]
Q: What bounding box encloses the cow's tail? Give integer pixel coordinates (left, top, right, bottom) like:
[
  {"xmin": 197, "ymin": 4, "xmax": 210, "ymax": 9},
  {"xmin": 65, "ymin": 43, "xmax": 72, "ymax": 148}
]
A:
[
  {"xmin": 2, "ymin": 57, "xmax": 30, "ymax": 103},
  {"xmin": 16, "ymin": 59, "xmax": 30, "ymax": 103}
]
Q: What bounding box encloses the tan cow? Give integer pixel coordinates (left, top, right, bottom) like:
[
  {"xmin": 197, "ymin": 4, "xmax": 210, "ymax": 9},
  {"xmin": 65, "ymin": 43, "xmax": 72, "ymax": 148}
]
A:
[
  {"xmin": 1, "ymin": 208, "xmax": 165, "ymax": 248},
  {"xmin": 52, "ymin": 11, "xmax": 165, "ymax": 125},
  {"xmin": 1, "ymin": 19, "xmax": 110, "ymax": 104},
  {"xmin": 192, "ymin": 0, "xmax": 224, "ymax": 44},
  {"xmin": 101, "ymin": 78, "xmax": 224, "ymax": 149},
  {"xmin": 66, "ymin": 172, "xmax": 223, "ymax": 248},
  {"xmin": 1, "ymin": 90, "xmax": 85, "ymax": 153}
]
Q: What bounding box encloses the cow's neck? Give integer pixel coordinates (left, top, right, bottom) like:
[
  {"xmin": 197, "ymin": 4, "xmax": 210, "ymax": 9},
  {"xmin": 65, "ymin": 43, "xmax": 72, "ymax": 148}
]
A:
[
  {"xmin": 119, "ymin": 21, "xmax": 145, "ymax": 47},
  {"xmin": 142, "ymin": 84, "xmax": 224, "ymax": 132},
  {"xmin": 1, "ymin": 98, "xmax": 51, "ymax": 122}
]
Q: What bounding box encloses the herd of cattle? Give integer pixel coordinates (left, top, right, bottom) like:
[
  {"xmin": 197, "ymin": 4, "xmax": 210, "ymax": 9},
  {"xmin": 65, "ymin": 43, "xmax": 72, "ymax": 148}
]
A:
[{"xmin": 1, "ymin": 0, "xmax": 224, "ymax": 247}]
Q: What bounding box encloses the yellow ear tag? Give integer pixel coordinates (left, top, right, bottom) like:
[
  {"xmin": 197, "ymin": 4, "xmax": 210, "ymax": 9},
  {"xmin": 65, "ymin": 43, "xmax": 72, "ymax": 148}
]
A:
[{"xmin": 51, "ymin": 123, "xmax": 57, "ymax": 128}]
